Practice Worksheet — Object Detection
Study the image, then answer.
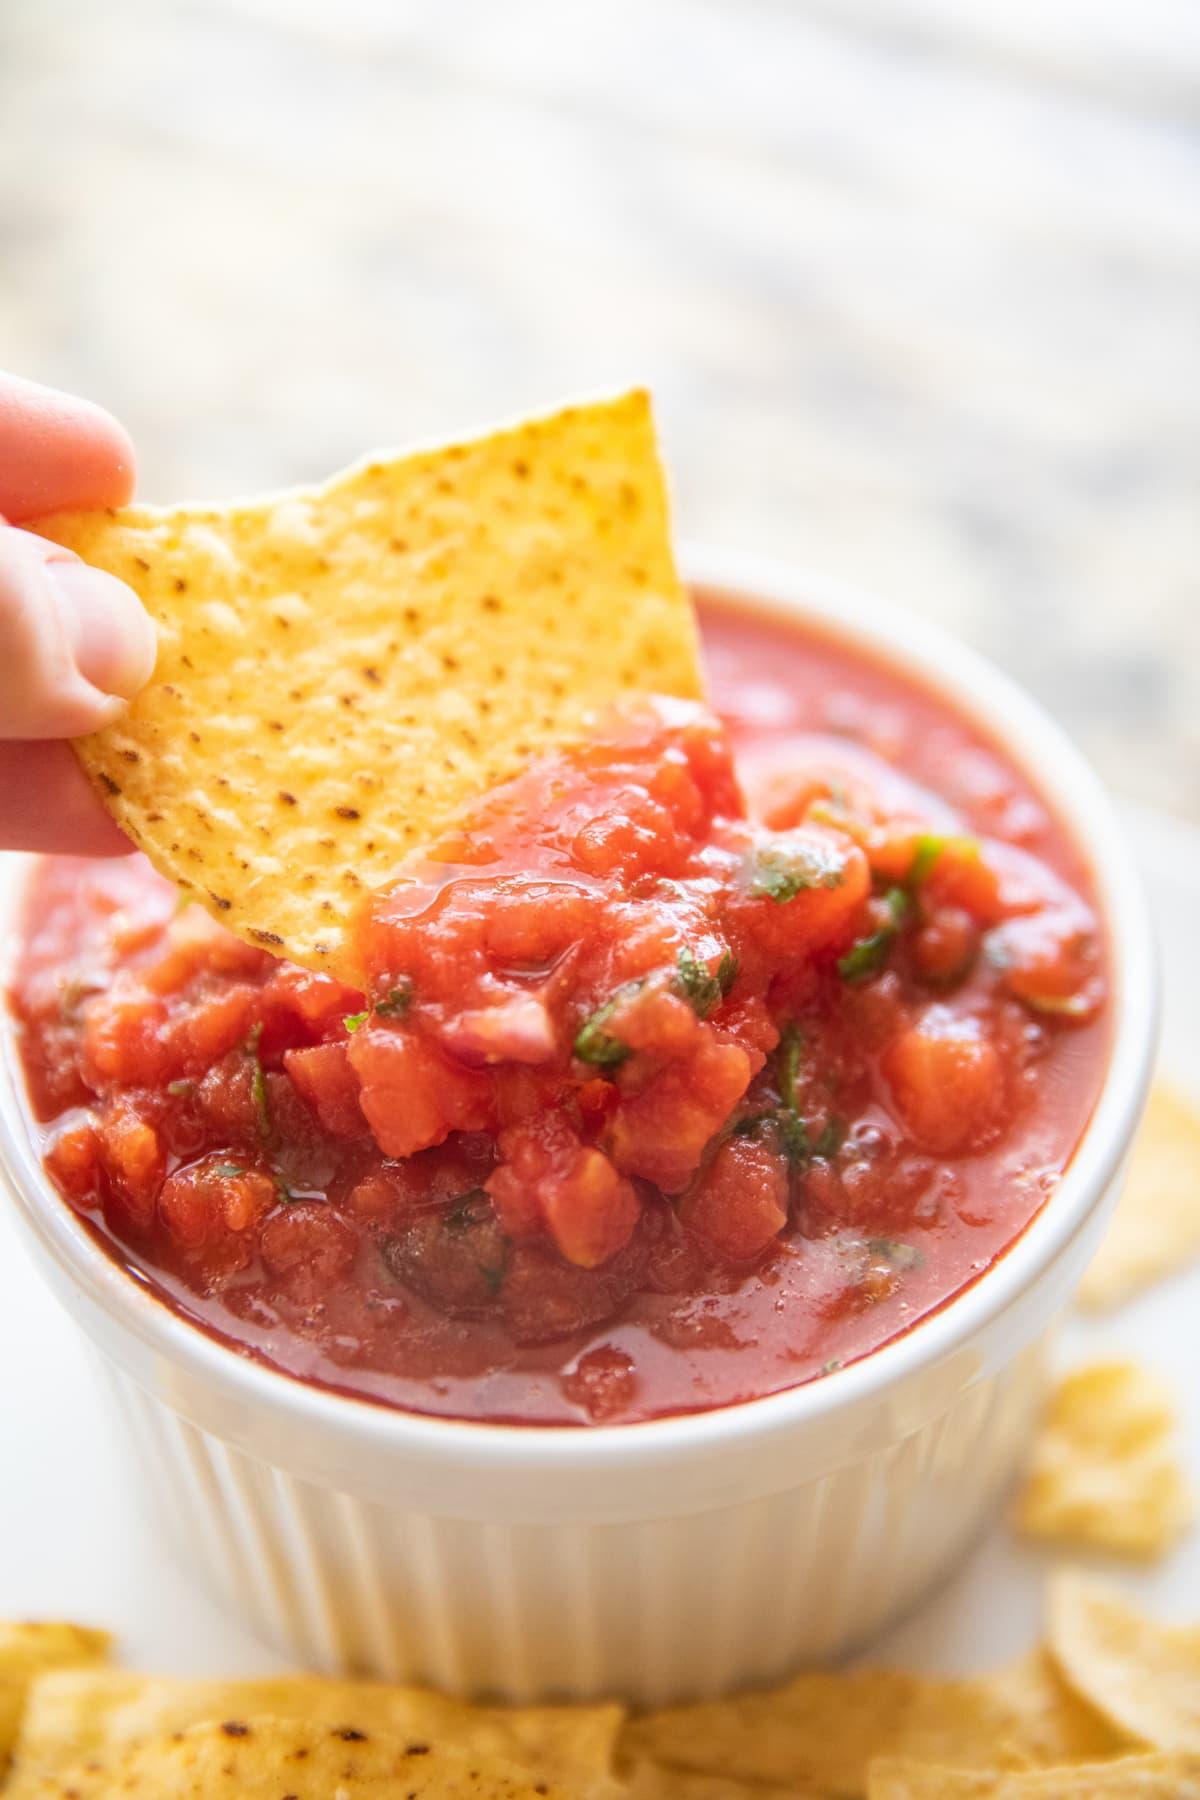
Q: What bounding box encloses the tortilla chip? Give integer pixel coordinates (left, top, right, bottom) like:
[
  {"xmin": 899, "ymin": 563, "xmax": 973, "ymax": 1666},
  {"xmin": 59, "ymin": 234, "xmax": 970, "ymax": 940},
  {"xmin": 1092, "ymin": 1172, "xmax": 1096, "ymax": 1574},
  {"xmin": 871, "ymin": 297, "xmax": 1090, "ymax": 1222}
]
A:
[
  {"xmin": 16, "ymin": 1715, "xmax": 582, "ymax": 1798},
  {"xmin": 32, "ymin": 390, "xmax": 700, "ymax": 982},
  {"xmin": 1079, "ymin": 1083, "xmax": 1200, "ymax": 1310},
  {"xmin": 6, "ymin": 1668, "xmax": 622, "ymax": 1795},
  {"xmin": 867, "ymin": 1753, "xmax": 1200, "ymax": 1797},
  {"xmin": 619, "ymin": 1649, "xmax": 1122, "ymax": 1792},
  {"xmin": 0, "ymin": 1624, "xmax": 109, "ymax": 1777},
  {"xmin": 1049, "ymin": 1569, "xmax": 1200, "ymax": 1751},
  {"xmin": 1013, "ymin": 1360, "xmax": 1192, "ymax": 1558}
]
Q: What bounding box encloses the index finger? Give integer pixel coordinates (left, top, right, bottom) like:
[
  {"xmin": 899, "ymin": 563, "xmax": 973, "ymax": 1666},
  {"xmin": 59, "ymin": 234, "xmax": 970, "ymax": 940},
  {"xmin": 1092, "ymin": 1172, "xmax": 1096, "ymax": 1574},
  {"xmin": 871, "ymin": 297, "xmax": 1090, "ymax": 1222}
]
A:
[{"xmin": 0, "ymin": 371, "xmax": 136, "ymax": 521}]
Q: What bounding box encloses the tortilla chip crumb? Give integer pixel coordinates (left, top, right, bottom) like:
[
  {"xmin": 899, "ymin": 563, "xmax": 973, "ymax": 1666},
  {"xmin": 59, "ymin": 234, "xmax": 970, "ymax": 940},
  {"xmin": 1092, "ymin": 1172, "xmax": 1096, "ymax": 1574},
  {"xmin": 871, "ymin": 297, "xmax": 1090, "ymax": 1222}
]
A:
[{"xmin": 1014, "ymin": 1360, "xmax": 1193, "ymax": 1559}]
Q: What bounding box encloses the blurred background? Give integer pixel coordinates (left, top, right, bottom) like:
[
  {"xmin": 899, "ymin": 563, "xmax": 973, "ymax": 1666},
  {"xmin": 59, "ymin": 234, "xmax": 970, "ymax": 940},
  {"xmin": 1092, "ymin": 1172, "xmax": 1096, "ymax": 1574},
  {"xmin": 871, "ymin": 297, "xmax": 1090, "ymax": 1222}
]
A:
[{"xmin": 2, "ymin": 0, "xmax": 1197, "ymax": 816}]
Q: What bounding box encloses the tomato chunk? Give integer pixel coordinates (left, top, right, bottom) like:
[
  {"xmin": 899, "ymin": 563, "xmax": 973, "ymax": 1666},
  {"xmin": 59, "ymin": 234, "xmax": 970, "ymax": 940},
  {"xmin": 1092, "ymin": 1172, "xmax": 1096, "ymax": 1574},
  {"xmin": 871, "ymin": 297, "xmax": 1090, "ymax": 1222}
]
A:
[{"xmin": 882, "ymin": 1007, "xmax": 1005, "ymax": 1155}]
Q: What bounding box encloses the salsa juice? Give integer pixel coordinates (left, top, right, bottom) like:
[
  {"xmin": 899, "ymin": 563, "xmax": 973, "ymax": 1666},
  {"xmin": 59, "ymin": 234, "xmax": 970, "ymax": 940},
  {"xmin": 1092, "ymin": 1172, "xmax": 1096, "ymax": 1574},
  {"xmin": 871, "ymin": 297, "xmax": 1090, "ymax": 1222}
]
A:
[{"xmin": 10, "ymin": 597, "xmax": 1108, "ymax": 1425}]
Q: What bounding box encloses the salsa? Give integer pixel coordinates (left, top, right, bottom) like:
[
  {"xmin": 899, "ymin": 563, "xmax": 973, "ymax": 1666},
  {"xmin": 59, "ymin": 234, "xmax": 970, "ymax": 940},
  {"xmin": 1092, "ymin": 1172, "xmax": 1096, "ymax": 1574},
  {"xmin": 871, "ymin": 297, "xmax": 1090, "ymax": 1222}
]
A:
[{"xmin": 10, "ymin": 598, "xmax": 1109, "ymax": 1425}]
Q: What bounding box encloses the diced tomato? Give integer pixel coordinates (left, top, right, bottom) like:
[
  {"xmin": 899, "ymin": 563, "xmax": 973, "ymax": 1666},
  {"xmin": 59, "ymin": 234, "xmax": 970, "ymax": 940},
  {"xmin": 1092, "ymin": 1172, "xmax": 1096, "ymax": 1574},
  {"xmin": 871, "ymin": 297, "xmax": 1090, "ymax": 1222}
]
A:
[
  {"xmin": 284, "ymin": 1042, "xmax": 366, "ymax": 1138},
  {"xmin": 82, "ymin": 986, "xmax": 171, "ymax": 1088},
  {"xmin": 348, "ymin": 1026, "xmax": 493, "ymax": 1157},
  {"xmin": 168, "ymin": 984, "xmax": 258, "ymax": 1072},
  {"xmin": 681, "ymin": 1136, "xmax": 788, "ymax": 1263},
  {"xmin": 881, "ymin": 1007, "xmax": 1005, "ymax": 1155},
  {"xmin": 157, "ymin": 1154, "xmax": 277, "ymax": 1288},
  {"xmin": 608, "ymin": 1037, "xmax": 753, "ymax": 1192},
  {"xmin": 98, "ymin": 1103, "xmax": 165, "ymax": 1231},
  {"xmin": 44, "ymin": 1117, "xmax": 104, "ymax": 1213},
  {"xmin": 487, "ymin": 1119, "xmax": 639, "ymax": 1266},
  {"xmin": 259, "ymin": 1202, "xmax": 357, "ymax": 1302}
]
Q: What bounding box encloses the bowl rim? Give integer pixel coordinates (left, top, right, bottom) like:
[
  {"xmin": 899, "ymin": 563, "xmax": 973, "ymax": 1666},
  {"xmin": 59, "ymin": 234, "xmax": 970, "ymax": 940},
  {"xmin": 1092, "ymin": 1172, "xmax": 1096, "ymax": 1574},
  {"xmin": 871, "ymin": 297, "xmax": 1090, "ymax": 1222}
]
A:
[{"xmin": 0, "ymin": 546, "xmax": 1158, "ymax": 1475}]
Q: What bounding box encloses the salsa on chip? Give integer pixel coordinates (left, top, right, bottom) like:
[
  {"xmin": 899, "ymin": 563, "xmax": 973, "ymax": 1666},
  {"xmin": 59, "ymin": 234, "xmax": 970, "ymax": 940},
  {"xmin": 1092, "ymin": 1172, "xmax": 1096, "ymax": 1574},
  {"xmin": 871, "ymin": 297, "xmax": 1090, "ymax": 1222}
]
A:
[{"xmin": 12, "ymin": 395, "xmax": 1109, "ymax": 1425}]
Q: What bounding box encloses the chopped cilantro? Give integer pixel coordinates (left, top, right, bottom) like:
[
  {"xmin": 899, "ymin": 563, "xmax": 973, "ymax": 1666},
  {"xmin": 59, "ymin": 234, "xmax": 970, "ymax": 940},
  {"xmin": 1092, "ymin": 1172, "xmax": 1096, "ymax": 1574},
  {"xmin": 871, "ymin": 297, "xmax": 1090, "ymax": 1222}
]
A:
[
  {"xmin": 574, "ymin": 982, "xmax": 642, "ymax": 1068},
  {"xmin": 244, "ymin": 1021, "xmax": 271, "ymax": 1140},
  {"xmin": 908, "ymin": 834, "xmax": 945, "ymax": 887},
  {"xmin": 211, "ymin": 1162, "xmax": 247, "ymax": 1178},
  {"xmin": 166, "ymin": 1079, "xmax": 196, "ymax": 1099},
  {"xmin": 776, "ymin": 1109, "xmax": 810, "ymax": 1168},
  {"xmin": 750, "ymin": 839, "xmax": 846, "ymax": 903},
  {"xmin": 673, "ymin": 947, "xmax": 738, "ymax": 1019},
  {"xmin": 776, "ymin": 1023, "xmax": 802, "ymax": 1112},
  {"xmin": 375, "ymin": 980, "xmax": 413, "ymax": 1018},
  {"xmin": 910, "ymin": 832, "xmax": 979, "ymax": 888},
  {"xmin": 814, "ymin": 1115, "xmax": 846, "ymax": 1159},
  {"xmin": 478, "ymin": 1259, "xmax": 508, "ymax": 1296},
  {"xmin": 343, "ymin": 1011, "xmax": 369, "ymax": 1033},
  {"xmin": 837, "ymin": 887, "xmax": 909, "ymax": 984}
]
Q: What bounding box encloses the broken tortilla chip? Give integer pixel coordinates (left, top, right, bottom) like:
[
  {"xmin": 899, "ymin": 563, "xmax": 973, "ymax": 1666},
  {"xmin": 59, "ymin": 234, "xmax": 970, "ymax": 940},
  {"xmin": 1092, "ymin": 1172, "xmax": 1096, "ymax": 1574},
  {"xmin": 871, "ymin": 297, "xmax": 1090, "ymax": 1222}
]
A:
[
  {"xmin": 0, "ymin": 1624, "xmax": 109, "ymax": 1778},
  {"xmin": 618, "ymin": 1649, "xmax": 1122, "ymax": 1792},
  {"xmin": 1048, "ymin": 1569, "xmax": 1200, "ymax": 1752},
  {"xmin": 6, "ymin": 1668, "xmax": 622, "ymax": 1796},
  {"xmin": 31, "ymin": 390, "xmax": 701, "ymax": 983},
  {"xmin": 867, "ymin": 1753, "xmax": 1200, "ymax": 1798},
  {"xmin": 1013, "ymin": 1360, "xmax": 1192, "ymax": 1559},
  {"xmin": 1079, "ymin": 1083, "xmax": 1200, "ymax": 1310},
  {"xmin": 14, "ymin": 1715, "xmax": 584, "ymax": 1799}
]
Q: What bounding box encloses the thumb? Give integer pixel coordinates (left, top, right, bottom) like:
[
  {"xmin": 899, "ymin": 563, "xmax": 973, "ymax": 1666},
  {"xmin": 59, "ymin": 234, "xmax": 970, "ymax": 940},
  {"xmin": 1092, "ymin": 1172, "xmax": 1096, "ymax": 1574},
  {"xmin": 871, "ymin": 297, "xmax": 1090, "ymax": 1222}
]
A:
[{"xmin": 0, "ymin": 524, "xmax": 157, "ymax": 738}]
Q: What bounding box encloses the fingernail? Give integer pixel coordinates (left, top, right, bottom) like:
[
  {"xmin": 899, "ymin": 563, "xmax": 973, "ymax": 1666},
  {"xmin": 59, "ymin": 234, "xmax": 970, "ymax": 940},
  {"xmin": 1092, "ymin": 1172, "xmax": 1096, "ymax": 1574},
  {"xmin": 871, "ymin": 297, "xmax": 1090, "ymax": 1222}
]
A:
[{"xmin": 48, "ymin": 560, "xmax": 157, "ymax": 700}]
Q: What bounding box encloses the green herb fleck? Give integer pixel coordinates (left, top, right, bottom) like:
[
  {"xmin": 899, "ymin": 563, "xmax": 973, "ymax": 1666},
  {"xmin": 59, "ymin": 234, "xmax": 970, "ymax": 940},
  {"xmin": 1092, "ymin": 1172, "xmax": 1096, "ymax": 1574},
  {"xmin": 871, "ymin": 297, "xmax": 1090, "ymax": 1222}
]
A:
[
  {"xmin": 211, "ymin": 1162, "xmax": 247, "ymax": 1178},
  {"xmin": 478, "ymin": 1260, "xmax": 507, "ymax": 1296},
  {"xmin": 814, "ymin": 1116, "xmax": 846, "ymax": 1159},
  {"xmin": 910, "ymin": 833, "xmax": 980, "ymax": 888},
  {"xmin": 822, "ymin": 1357, "xmax": 844, "ymax": 1374},
  {"xmin": 909, "ymin": 834, "xmax": 945, "ymax": 887},
  {"xmin": 375, "ymin": 980, "xmax": 414, "ymax": 1018},
  {"xmin": 776, "ymin": 1023, "xmax": 802, "ymax": 1112},
  {"xmin": 343, "ymin": 1011, "xmax": 369, "ymax": 1033},
  {"xmin": 166, "ymin": 1079, "xmax": 196, "ymax": 1099},
  {"xmin": 837, "ymin": 887, "xmax": 909, "ymax": 983},
  {"xmin": 673, "ymin": 947, "xmax": 738, "ymax": 1019},
  {"xmin": 244, "ymin": 1021, "xmax": 271, "ymax": 1140},
  {"xmin": 776, "ymin": 1109, "xmax": 810, "ymax": 1168},
  {"xmin": 750, "ymin": 839, "xmax": 846, "ymax": 903},
  {"xmin": 574, "ymin": 982, "xmax": 642, "ymax": 1069}
]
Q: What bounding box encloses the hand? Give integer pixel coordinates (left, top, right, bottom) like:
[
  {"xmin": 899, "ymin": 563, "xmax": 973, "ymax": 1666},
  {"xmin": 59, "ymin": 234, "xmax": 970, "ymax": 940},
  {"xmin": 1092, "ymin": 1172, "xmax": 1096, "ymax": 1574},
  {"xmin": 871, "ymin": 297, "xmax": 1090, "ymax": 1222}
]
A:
[{"xmin": 0, "ymin": 372, "xmax": 156, "ymax": 854}]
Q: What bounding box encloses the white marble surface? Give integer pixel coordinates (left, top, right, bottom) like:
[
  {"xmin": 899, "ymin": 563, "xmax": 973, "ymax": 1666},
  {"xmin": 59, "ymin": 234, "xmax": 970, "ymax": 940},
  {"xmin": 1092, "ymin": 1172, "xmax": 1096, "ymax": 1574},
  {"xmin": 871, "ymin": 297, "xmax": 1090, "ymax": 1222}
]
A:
[{"xmin": 0, "ymin": 0, "xmax": 1197, "ymax": 815}]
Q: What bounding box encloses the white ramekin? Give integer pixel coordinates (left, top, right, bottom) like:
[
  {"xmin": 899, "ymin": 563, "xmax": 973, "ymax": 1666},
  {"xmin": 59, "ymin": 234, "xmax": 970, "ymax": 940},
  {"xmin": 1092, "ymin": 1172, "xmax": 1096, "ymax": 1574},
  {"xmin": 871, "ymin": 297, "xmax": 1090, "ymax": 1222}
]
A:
[{"xmin": 0, "ymin": 552, "xmax": 1157, "ymax": 1704}]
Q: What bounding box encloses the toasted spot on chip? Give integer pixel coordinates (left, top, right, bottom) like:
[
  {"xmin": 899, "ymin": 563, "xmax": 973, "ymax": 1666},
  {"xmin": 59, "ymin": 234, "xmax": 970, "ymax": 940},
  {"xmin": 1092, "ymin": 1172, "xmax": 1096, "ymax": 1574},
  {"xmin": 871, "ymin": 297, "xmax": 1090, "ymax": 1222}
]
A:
[
  {"xmin": 15, "ymin": 1715, "xmax": 575, "ymax": 1797},
  {"xmin": 1079, "ymin": 1083, "xmax": 1200, "ymax": 1310},
  {"xmin": 8, "ymin": 1670, "xmax": 624, "ymax": 1791},
  {"xmin": 32, "ymin": 391, "xmax": 699, "ymax": 982},
  {"xmin": 1013, "ymin": 1360, "xmax": 1193, "ymax": 1559},
  {"xmin": 1049, "ymin": 1570, "xmax": 1200, "ymax": 1753}
]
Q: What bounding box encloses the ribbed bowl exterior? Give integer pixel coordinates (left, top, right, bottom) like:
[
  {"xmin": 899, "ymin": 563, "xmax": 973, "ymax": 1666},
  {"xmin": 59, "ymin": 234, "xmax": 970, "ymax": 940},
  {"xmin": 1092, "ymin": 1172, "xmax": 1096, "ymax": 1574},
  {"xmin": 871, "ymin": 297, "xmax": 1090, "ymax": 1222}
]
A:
[{"xmin": 99, "ymin": 1337, "xmax": 1046, "ymax": 1702}]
